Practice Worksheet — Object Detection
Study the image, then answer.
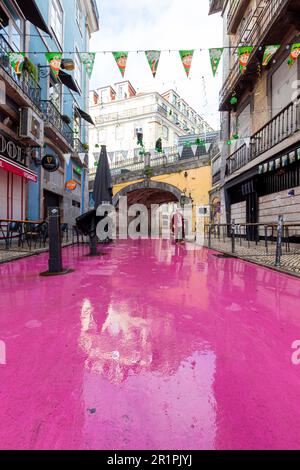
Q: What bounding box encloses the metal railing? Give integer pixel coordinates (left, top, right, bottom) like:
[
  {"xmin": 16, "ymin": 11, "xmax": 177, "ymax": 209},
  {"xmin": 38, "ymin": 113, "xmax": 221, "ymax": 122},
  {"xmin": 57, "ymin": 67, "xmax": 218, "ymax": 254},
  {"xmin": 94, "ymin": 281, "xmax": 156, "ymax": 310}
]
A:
[
  {"xmin": 204, "ymin": 217, "xmax": 300, "ymax": 269},
  {"xmin": 220, "ymin": 0, "xmax": 288, "ymax": 106},
  {"xmin": 226, "ymin": 97, "xmax": 300, "ymax": 175},
  {"xmin": 0, "ymin": 34, "xmax": 41, "ymax": 108},
  {"xmin": 40, "ymin": 100, "xmax": 74, "ymax": 148}
]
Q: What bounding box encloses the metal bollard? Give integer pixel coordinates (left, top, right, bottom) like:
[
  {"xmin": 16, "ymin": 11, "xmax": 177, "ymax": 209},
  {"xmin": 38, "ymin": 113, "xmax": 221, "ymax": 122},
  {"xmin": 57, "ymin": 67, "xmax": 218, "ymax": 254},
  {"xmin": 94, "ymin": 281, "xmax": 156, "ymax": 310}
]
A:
[
  {"xmin": 231, "ymin": 219, "xmax": 236, "ymax": 254},
  {"xmin": 275, "ymin": 215, "xmax": 283, "ymax": 267},
  {"xmin": 208, "ymin": 225, "xmax": 212, "ymax": 248},
  {"xmin": 40, "ymin": 207, "xmax": 72, "ymax": 276}
]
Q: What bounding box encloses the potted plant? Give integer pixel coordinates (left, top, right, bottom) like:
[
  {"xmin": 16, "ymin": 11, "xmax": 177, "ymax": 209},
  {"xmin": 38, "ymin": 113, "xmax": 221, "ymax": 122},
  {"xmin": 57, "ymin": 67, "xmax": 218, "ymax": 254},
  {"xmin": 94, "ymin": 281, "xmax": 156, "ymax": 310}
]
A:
[
  {"xmin": 23, "ymin": 57, "xmax": 39, "ymax": 82},
  {"xmin": 144, "ymin": 165, "xmax": 153, "ymax": 178},
  {"xmin": 61, "ymin": 115, "xmax": 71, "ymax": 124}
]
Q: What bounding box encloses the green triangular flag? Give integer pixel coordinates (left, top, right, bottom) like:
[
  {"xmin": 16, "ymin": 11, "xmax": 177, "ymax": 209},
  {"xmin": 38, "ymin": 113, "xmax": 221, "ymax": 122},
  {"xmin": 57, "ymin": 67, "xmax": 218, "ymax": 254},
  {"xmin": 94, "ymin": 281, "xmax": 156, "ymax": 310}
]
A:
[
  {"xmin": 80, "ymin": 52, "xmax": 96, "ymax": 78},
  {"xmin": 262, "ymin": 45, "xmax": 280, "ymax": 66},
  {"xmin": 45, "ymin": 52, "xmax": 62, "ymax": 78},
  {"xmin": 288, "ymin": 43, "xmax": 300, "ymax": 66},
  {"xmin": 179, "ymin": 50, "xmax": 194, "ymax": 77},
  {"xmin": 209, "ymin": 48, "xmax": 223, "ymax": 76},
  {"xmin": 8, "ymin": 52, "xmax": 25, "ymax": 74},
  {"xmin": 145, "ymin": 50, "xmax": 161, "ymax": 77},
  {"xmin": 112, "ymin": 51, "xmax": 128, "ymax": 77},
  {"xmin": 238, "ymin": 46, "xmax": 254, "ymax": 74}
]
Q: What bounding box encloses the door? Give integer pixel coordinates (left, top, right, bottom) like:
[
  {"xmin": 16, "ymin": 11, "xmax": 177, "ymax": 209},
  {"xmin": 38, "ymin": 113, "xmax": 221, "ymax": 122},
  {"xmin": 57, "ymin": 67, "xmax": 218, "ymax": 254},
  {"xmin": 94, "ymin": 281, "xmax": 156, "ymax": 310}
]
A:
[{"xmin": 246, "ymin": 192, "xmax": 258, "ymax": 241}]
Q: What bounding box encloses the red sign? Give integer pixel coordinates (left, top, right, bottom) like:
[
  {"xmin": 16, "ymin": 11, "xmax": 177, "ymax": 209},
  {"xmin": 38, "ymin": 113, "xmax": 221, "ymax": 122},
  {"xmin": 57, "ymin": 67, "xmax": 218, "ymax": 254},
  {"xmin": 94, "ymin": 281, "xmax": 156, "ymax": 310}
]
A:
[
  {"xmin": 0, "ymin": 155, "xmax": 37, "ymax": 183},
  {"xmin": 65, "ymin": 180, "xmax": 77, "ymax": 191}
]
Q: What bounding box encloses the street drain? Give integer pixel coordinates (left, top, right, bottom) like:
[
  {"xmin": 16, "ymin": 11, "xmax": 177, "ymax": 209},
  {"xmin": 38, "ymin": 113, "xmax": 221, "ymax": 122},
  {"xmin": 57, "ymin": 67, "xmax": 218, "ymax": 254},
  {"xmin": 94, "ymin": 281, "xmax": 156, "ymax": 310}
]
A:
[{"xmin": 212, "ymin": 253, "xmax": 235, "ymax": 258}]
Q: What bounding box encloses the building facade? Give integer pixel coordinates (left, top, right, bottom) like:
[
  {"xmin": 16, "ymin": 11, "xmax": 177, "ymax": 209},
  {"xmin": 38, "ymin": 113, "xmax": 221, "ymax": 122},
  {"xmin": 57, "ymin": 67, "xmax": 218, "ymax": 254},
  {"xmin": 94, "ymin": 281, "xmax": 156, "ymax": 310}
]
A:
[
  {"xmin": 0, "ymin": 0, "xmax": 99, "ymax": 226},
  {"xmin": 89, "ymin": 81, "xmax": 214, "ymax": 167},
  {"xmin": 209, "ymin": 0, "xmax": 300, "ymax": 236}
]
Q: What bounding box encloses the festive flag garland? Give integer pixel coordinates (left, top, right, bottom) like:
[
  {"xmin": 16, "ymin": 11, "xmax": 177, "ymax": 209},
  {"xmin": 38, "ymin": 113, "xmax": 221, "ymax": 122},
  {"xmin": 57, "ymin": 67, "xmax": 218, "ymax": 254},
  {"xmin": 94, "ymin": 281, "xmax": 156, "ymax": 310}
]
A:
[
  {"xmin": 262, "ymin": 45, "xmax": 280, "ymax": 66},
  {"xmin": 8, "ymin": 52, "xmax": 25, "ymax": 74},
  {"xmin": 179, "ymin": 50, "xmax": 194, "ymax": 77},
  {"xmin": 45, "ymin": 52, "xmax": 62, "ymax": 77},
  {"xmin": 112, "ymin": 51, "xmax": 128, "ymax": 77},
  {"xmin": 238, "ymin": 46, "xmax": 254, "ymax": 74},
  {"xmin": 145, "ymin": 50, "xmax": 161, "ymax": 77},
  {"xmin": 209, "ymin": 48, "xmax": 223, "ymax": 76},
  {"xmin": 5, "ymin": 43, "xmax": 299, "ymax": 82},
  {"xmin": 80, "ymin": 52, "xmax": 96, "ymax": 78},
  {"xmin": 288, "ymin": 43, "xmax": 300, "ymax": 66}
]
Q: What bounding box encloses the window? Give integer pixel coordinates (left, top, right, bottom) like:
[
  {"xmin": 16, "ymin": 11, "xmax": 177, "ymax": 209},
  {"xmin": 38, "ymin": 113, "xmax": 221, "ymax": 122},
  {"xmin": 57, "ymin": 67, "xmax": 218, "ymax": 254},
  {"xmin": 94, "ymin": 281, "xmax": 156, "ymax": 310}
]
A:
[
  {"xmin": 50, "ymin": 0, "xmax": 64, "ymax": 46},
  {"xmin": 0, "ymin": 2, "xmax": 24, "ymax": 51},
  {"xmin": 75, "ymin": 0, "xmax": 82, "ymax": 33},
  {"xmin": 174, "ymin": 133, "xmax": 179, "ymax": 146},
  {"xmin": 74, "ymin": 48, "xmax": 82, "ymax": 89},
  {"xmin": 162, "ymin": 125, "xmax": 169, "ymax": 141},
  {"xmin": 73, "ymin": 109, "xmax": 81, "ymax": 139},
  {"xmin": 49, "ymin": 78, "xmax": 62, "ymax": 111},
  {"xmin": 115, "ymin": 125, "xmax": 124, "ymax": 140}
]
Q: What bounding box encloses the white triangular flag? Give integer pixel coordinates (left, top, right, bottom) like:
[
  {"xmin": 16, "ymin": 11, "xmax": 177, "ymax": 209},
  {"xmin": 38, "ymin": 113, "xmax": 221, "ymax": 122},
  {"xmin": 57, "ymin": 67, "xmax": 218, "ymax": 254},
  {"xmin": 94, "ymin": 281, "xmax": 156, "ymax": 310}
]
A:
[
  {"xmin": 191, "ymin": 145, "xmax": 198, "ymax": 156},
  {"xmin": 205, "ymin": 143, "xmax": 211, "ymax": 153},
  {"xmin": 244, "ymin": 137, "xmax": 250, "ymax": 148},
  {"xmin": 178, "ymin": 145, "xmax": 184, "ymax": 157},
  {"xmin": 78, "ymin": 153, "xmax": 86, "ymax": 164},
  {"xmin": 63, "ymin": 153, "xmax": 71, "ymax": 165}
]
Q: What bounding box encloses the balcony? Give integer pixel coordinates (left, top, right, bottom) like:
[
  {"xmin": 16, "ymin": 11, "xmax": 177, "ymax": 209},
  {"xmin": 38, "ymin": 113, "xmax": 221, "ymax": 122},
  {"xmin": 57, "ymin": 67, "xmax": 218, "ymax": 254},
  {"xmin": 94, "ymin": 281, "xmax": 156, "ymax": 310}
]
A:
[
  {"xmin": 226, "ymin": 97, "xmax": 300, "ymax": 176},
  {"xmin": 40, "ymin": 100, "xmax": 74, "ymax": 151},
  {"xmin": 208, "ymin": 0, "xmax": 223, "ymax": 15},
  {"xmin": 227, "ymin": 0, "xmax": 249, "ymax": 34},
  {"xmin": 220, "ymin": 0, "xmax": 294, "ymax": 110},
  {"xmin": 0, "ymin": 34, "xmax": 41, "ymax": 109}
]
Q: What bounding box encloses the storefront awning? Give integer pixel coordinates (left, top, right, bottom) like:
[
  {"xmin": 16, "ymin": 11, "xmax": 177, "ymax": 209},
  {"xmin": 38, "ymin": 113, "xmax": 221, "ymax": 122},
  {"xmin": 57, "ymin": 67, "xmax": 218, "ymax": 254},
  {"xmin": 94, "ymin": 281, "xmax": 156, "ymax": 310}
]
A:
[
  {"xmin": 15, "ymin": 0, "xmax": 52, "ymax": 37},
  {"xmin": 58, "ymin": 71, "xmax": 81, "ymax": 94},
  {"xmin": 75, "ymin": 107, "xmax": 95, "ymax": 125},
  {"xmin": 0, "ymin": 155, "xmax": 37, "ymax": 183}
]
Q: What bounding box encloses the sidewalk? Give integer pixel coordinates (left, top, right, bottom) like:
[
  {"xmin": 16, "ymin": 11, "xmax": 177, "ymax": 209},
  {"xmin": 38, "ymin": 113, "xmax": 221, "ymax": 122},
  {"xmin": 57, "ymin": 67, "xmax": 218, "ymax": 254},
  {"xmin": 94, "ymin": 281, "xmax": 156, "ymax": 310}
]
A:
[
  {"xmin": 0, "ymin": 240, "xmax": 75, "ymax": 264},
  {"xmin": 203, "ymin": 237, "xmax": 300, "ymax": 277}
]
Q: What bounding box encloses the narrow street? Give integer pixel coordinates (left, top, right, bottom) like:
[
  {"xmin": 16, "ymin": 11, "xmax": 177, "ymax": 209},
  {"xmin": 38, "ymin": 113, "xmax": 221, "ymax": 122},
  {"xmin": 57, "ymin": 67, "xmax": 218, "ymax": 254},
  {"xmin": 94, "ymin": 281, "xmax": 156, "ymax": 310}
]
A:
[{"xmin": 1, "ymin": 240, "xmax": 300, "ymax": 450}]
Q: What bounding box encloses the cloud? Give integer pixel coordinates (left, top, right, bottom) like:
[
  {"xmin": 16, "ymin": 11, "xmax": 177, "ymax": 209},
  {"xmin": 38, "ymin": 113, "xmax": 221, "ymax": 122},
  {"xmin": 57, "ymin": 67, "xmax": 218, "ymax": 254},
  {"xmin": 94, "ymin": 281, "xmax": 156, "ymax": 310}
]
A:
[{"xmin": 90, "ymin": 0, "xmax": 223, "ymax": 128}]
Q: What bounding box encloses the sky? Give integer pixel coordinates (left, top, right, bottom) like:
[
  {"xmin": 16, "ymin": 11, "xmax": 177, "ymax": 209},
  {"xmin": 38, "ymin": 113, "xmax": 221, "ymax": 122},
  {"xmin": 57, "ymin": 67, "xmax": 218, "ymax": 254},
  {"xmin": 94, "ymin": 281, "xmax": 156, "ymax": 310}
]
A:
[{"xmin": 90, "ymin": 0, "xmax": 223, "ymax": 129}]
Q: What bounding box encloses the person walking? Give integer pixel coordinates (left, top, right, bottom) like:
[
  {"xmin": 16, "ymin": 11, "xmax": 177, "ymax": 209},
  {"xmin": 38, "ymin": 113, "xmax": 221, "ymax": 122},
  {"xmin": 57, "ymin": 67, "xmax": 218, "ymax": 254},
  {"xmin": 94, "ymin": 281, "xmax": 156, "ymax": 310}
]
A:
[{"xmin": 171, "ymin": 207, "xmax": 185, "ymax": 244}]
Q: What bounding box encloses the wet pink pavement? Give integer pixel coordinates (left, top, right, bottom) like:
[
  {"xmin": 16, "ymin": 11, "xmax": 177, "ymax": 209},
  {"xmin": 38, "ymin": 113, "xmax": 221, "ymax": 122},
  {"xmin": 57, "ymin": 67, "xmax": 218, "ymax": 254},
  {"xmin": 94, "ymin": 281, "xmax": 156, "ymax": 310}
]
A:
[{"xmin": 1, "ymin": 239, "xmax": 300, "ymax": 450}]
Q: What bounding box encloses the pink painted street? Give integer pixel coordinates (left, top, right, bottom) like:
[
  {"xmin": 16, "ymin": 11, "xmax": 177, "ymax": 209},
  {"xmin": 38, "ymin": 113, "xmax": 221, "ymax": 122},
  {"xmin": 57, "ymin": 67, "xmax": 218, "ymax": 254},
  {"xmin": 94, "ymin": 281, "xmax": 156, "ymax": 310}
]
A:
[{"xmin": 1, "ymin": 240, "xmax": 300, "ymax": 450}]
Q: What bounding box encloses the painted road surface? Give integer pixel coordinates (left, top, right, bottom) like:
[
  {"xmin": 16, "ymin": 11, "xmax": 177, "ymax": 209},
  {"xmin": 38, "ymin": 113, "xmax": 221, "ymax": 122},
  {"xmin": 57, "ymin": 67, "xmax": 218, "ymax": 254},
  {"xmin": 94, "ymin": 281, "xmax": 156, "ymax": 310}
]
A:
[{"xmin": 0, "ymin": 239, "xmax": 300, "ymax": 450}]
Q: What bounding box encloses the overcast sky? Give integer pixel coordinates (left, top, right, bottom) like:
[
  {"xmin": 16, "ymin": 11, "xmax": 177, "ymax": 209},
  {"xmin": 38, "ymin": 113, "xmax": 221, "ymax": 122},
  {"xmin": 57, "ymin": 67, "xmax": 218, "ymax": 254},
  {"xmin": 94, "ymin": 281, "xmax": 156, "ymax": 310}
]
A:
[{"xmin": 90, "ymin": 0, "xmax": 223, "ymax": 129}]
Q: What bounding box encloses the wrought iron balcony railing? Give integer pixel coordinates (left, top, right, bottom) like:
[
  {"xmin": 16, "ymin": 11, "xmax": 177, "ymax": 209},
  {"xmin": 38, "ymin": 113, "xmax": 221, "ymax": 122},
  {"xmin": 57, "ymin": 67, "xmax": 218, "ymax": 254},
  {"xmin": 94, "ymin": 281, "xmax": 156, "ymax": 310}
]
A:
[
  {"xmin": 226, "ymin": 97, "xmax": 300, "ymax": 176},
  {"xmin": 40, "ymin": 100, "xmax": 74, "ymax": 148},
  {"xmin": 0, "ymin": 34, "xmax": 41, "ymax": 108},
  {"xmin": 220, "ymin": 0, "xmax": 289, "ymax": 108}
]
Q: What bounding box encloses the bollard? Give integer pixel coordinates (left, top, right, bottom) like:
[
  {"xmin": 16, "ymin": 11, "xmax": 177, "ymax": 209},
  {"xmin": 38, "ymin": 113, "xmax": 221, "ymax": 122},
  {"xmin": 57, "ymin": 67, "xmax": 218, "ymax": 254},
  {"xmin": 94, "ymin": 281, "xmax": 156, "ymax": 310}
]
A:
[
  {"xmin": 275, "ymin": 215, "xmax": 283, "ymax": 267},
  {"xmin": 208, "ymin": 224, "xmax": 212, "ymax": 248},
  {"xmin": 40, "ymin": 207, "xmax": 72, "ymax": 276},
  {"xmin": 231, "ymin": 219, "xmax": 236, "ymax": 253}
]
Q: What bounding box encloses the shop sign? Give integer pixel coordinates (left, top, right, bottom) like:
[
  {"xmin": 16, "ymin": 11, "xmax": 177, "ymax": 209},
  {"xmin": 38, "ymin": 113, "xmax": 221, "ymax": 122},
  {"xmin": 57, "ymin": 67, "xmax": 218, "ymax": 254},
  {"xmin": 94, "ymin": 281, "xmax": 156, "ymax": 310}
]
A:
[
  {"xmin": 42, "ymin": 154, "xmax": 59, "ymax": 172},
  {"xmin": 65, "ymin": 180, "xmax": 77, "ymax": 190},
  {"xmin": 0, "ymin": 132, "xmax": 27, "ymax": 166}
]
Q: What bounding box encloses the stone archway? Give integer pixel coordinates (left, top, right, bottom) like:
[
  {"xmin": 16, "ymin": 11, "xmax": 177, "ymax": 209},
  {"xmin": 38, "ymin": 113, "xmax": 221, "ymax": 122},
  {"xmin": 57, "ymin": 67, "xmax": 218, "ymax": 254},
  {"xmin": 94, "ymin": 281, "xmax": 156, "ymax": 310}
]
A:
[{"xmin": 113, "ymin": 179, "xmax": 182, "ymax": 207}]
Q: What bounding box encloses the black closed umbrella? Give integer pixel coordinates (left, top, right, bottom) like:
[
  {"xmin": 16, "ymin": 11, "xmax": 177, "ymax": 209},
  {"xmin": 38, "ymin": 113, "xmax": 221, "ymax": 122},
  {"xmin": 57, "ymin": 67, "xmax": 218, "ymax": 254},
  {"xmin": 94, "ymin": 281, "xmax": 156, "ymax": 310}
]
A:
[
  {"xmin": 89, "ymin": 145, "xmax": 113, "ymax": 254},
  {"xmin": 76, "ymin": 145, "xmax": 113, "ymax": 255},
  {"xmin": 93, "ymin": 145, "xmax": 113, "ymax": 208}
]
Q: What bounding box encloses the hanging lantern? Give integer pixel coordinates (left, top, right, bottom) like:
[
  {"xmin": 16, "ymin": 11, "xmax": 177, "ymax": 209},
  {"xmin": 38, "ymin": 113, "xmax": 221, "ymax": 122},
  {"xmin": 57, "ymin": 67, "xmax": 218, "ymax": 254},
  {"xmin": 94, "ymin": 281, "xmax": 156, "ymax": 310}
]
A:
[{"xmin": 61, "ymin": 58, "xmax": 75, "ymax": 71}]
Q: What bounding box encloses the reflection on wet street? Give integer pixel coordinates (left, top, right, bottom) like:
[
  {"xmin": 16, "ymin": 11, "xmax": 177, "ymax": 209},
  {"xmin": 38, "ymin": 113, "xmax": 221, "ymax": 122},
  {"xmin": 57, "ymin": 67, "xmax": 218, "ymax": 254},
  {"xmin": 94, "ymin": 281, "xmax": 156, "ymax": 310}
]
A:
[{"xmin": 1, "ymin": 239, "xmax": 300, "ymax": 449}]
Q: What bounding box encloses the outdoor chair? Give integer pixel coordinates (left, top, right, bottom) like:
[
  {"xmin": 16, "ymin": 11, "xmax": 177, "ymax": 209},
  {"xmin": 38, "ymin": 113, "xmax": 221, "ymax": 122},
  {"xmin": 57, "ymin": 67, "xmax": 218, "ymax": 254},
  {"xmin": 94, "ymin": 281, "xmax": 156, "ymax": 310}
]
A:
[
  {"xmin": 61, "ymin": 223, "xmax": 69, "ymax": 243},
  {"xmin": 7, "ymin": 222, "xmax": 23, "ymax": 248}
]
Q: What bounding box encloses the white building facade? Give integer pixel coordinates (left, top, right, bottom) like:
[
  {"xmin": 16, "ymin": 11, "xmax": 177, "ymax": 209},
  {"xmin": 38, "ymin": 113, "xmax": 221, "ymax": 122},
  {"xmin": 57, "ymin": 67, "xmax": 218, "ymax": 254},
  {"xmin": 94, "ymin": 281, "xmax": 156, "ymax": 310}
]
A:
[{"xmin": 89, "ymin": 81, "xmax": 213, "ymax": 167}]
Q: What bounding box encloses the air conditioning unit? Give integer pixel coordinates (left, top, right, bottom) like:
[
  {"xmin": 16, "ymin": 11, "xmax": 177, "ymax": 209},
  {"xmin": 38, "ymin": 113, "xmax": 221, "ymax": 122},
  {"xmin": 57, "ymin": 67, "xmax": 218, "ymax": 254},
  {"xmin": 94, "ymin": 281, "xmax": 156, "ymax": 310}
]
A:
[{"xmin": 19, "ymin": 108, "xmax": 44, "ymax": 147}]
